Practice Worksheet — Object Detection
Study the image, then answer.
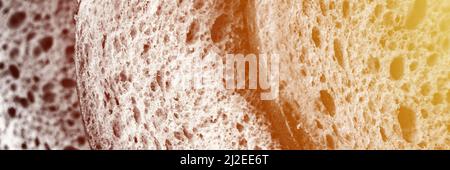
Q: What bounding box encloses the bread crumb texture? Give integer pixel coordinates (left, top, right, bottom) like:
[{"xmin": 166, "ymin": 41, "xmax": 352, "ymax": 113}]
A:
[
  {"xmin": 74, "ymin": 0, "xmax": 449, "ymax": 149},
  {"xmin": 76, "ymin": 0, "xmax": 276, "ymax": 149},
  {"xmin": 0, "ymin": 0, "xmax": 88, "ymax": 149},
  {"xmin": 254, "ymin": 0, "xmax": 449, "ymax": 149}
]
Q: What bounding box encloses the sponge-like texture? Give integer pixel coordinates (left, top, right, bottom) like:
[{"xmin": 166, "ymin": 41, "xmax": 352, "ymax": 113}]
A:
[
  {"xmin": 0, "ymin": 0, "xmax": 88, "ymax": 150},
  {"xmin": 76, "ymin": 0, "xmax": 276, "ymax": 149},
  {"xmin": 254, "ymin": 0, "xmax": 449, "ymax": 149},
  {"xmin": 76, "ymin": 0, "xmax": 449, "ymax": 149}
]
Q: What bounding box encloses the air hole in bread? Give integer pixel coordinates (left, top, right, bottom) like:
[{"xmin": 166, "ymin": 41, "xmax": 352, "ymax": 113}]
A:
[
  {"xmin": 165, "ymin": 139, "xmax": 172, "ymax": 150},
  {"xmin": 34, "ymin": 137, "xmax": 40, "ymax": 147},
  {"xmin": 431, "ymin": 93, "xmax": 443, "ymax": 105},
  {"xmin": 9, "ymin": 48, "xmax": 19, "ymax": 59},
  {"xmin": 211, "ymin": 14, "xmax": 228, "ymax": 43},
  {"xmin": 7, "ymin": 107, "xmax": 16, "ymax": 118},
  {"xmin": 319, "ymin": 90, "xmax": 336, "ymax": 116},
  {"xmin": 239, "ymin": 138, "xmax": 247, "ymax": 147},
  {"xmin": 39, "ymin": 36, "xmax": 53, "ymax": 52},
  {"xmin": 42, "ymin": 92, "xmax": 55, "ymax": 103},
  {"xmin": 130, "ymin": 27, "xmax": 137, "ymax": 39},
  {"xmin": 372, "ymin": 4, "xmax": 383, "ymax": 20},
  {"xmin": 186, "ymin": 21, "xmax": 198, "ymax": 44},
  {"xmin": 133, "ymin": 106, "xmax": 141, "ymax": 123},
  {"xmin": 112, "ymin": 120, "xmax": 122, "ymax": 138},
  {"xmin": 421, "ymin": 109, "xmax": 428, "ymax": 119},
  {"xmin": 397, "ymin": 106, "xmax": 417, "ymax": 143},
  {"xmin": 320, "ymin": 74, "xmax": 326, "ymax": 83},
  {"xmin": 390, "ymin": 56, "xmax": 404, "ymax": 80},
  {"xmin": 325, "ymin": 134, "xmax": 335, "ymax": 149},
  {"xmin": 182, "ymin": 128, "xmax": 193, "ymax": 140},
  {"xmin": 426, "ymin": 53, "xmax": 438, "ymax": 66},
  {"xmin": 333, "ymin": 39, "xmax": 344, "ymax": 68},
  {"xmin": 8, "ymin": 64, "xmax": 20, "ymax": 79},
  {"xmin": 10, "ymin": 83, "xmax": 17, "ymax": 91},
  {"xmin": 316, "ymin": 120, "xmax": 323, "ymax": 129},
  {"xmin": 312, "ymin": 27, "xmax": 321, "ymax": 48},
  {"xmin": 13, "ymin": 96, "xmax": 28, "ymax": 108},
  {"xmin": 60, "ymin": 78, "xmax": 76, "ymax": 88},
  {"xmin": 409, "ymin": 61, "xmax": 418, "ymax": 71},
  {"xmin": 32, "ymin": 46, "xmax": 42, "ymax": 57},
  {"xmin": 27, "ymin": 91, "xmax": 34, "ymax": 103},
  {"xmin": 193, "ymin": 0, "xmax": 204, "ymax": 10},
  {"xmin": 420, "ymin": 83, "xmax": 431, "ymax": 96},
  {"xmin": 405, "ymin": 0, "xmax": 427, "ymax": 29},
  {"xmin": 318, "ymin": 0, "xmax": 327, "ymax": 15},
  {"xmin": 379, "ymin": 127, "xmax": 388, "ymax": 142},
  {"xmin": 236, "ymin": 123, "xmax": 244, "ymax": 132},
  {"xmin": 342, "ymin": 0, "xmax": 350, "ymax": 18},
  {"xmin": 65, "ymin": 45, "xmax": 75, "ymax": 63},
  {"xmin": 8, "ymin": 11, "xmax": 26, "ymax": 29}
]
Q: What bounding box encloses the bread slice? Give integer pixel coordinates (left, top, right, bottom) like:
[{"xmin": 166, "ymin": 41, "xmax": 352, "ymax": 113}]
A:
[
  {"xmin": 76, "ymin": 0, "xmax": 449, "ymax": 149},
  {"xmin": 253, "ymin": 0, "xmax": 449, "ymax": 149},
  {"xmin": 75, "ymin": 0, "xmax": 276, "ymax": 149},
  {"xmin": 0, "ymin": 0, "xmax": 88, "ymax": 149}
]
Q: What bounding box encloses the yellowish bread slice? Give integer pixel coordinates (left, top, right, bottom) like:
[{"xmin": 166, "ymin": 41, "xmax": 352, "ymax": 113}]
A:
[{"xmin": 253, "ymin": 0, "xmax": 449, "ymax": 149}]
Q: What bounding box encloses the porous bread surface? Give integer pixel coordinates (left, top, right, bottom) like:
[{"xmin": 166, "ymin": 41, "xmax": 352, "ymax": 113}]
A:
[
  {"xmin": 76, "ymin": 0, "xmax": 276, "ymax": 149},
  {"xmin": 0, "ymin": 0, "xmax": 88, "ymax": 149},
  {"xmin": 254, "ymin": 0, "xmax": 449, "ymax": 149},
  {"xmin": 76, "ymin": 0, "xmax": 449, "ymax": 149}
]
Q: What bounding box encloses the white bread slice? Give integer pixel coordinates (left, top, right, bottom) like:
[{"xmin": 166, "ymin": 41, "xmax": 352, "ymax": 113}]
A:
[
  {"xmin": 75, "ymin": 0, "xmax": 276, "ymax": 149},
  {"xmin": 76, "ymin": 0, "xmax": 449, "ymax": 149},
  {"xmin": 0, "ymin": 0, "xmax": 88, "ymax": 149}
]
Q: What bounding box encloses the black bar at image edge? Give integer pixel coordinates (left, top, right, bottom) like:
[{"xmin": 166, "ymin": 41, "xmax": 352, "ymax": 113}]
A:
[{"xmin": 0, "ymin": 150, "xmax": 448, "ymax": 168}]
